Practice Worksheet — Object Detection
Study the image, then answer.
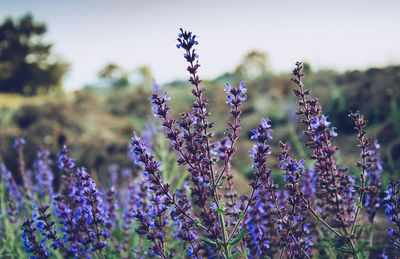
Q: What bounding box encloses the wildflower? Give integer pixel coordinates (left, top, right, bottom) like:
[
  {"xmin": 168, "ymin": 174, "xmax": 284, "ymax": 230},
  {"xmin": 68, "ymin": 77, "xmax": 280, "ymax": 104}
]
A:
[
  {"xmin": 292, "ymin": 62, "xmax": 354, "ymax": 229},
  {"xmin": 224, "ymin": 82, "xmax": 247, "ymax": 105},
  {"xmin": 383, "ymin": 181, "xmax": 400, "ymax": 248},
  {"xmin": 21, "ymin": 212, "xmax": 49, "ymax": 258},
  {"xmin": 33, "ymin": 149, "xmax": 54, "ymax": 197}
]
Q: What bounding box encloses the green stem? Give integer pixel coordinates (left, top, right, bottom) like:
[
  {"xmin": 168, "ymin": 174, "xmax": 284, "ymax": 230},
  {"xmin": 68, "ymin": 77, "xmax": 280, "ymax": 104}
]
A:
[
  {"xmin": 348, "ymin": 238, "xmax": 359, "ymax": 259},
  {"xmin": 302, "ymin": 197, "xmax": 342, "ymax": 238},
  {"xmin": 227, "ymin": 186, "xmax": 256, "ymax": 243},
  {"xmin": 219, "ymin": 212, "xmax": 230, "ymax": 257},
  {"xmin": 279, "ymin": 246, "xmax": 285, "ymax": 259}
]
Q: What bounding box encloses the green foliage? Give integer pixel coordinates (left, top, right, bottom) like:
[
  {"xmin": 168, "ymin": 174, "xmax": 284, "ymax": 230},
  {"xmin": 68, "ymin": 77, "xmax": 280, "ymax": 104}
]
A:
[
  {"xmin": 98, "ymin": 63, "xmax": 129, "ymax": 89},
  {"xmin": 388, "ymin": 99, "xmax": 400, "ymax": 136},
  {"xmin": 0, "ymin": 14, "xmax": 69, "ymax": 95},
  {"xmin": 1, "ymin": 49, "xmax": 400, "ymax": 187},
  {"xmin": 0, "ymin": 175, "xmax": 26, "ymax": 258},
  {"xmin": 229, "ymin": 228, "xmax": 248, "ymax": 248},
  {"xmin": 235, "ymin": 50, "xmax": 270, "ymax": 80}
]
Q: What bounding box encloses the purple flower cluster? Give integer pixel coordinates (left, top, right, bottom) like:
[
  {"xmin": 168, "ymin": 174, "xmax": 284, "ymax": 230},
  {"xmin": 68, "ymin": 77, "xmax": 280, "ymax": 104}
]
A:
[
  {"xmin": 33, "ymin": 149, "xmax": 54, "ymax": 197},
  {"xmin": 21, "ymin": 212, "xmax": 49, "ymax": 259},
  {"xmin": 293, "ymin": 62, "xmax": 356, "ymax": 230},
  {"xmin": 384, "ymin": 181, "xmax": 400, "ymax": 248},
  {"xmin": 1, "ymin": 163, "xmax": 22, "ymax": 222},
  {"xmin": 18, "ymin": 146, "xmax": 111, "ymax": 258},
  {"xmin": 131, "ymin": 128, "xmax": 201, "ymax": 258},
  {"xmin": 365, "ymin": 140, "xmax": 383, "ymax": 225},
  {"xmin": 276, "ymin": 143, "xmax": 312, "ymax": 257},
  {"xmin": 130, "ymin": 29, "xmax": 259, "ymax": 258},
  {"xmin": 13, "ymin": 137, "xmax": 29, "ymax": 193}
]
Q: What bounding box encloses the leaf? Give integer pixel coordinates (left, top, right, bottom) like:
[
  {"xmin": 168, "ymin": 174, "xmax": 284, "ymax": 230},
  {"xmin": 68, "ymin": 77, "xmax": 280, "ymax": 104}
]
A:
[
  {"xmin": 200, "ymin": 237, "xmax": 218, "ymax": 248},
  {"xmin": 356, "ymin": 197, "xmax": 363, "ymax": 208},
  {"xmin": 217, "ymin": 177, "xmax": 228, "ymax": 187},
  {"xmin": 214, "ymin": 208, "xmax": 226, "ymax": 215},
  {"xmin": 239, "ymin": 211, "xmax": 246, "ymax": 221},
  {"xmin": 193, "ymin": 220, "xmax": 201, "ymax": 227},
  {"xmin": 336, "ymin": 251, "xmax": 346, "ymax": 259},
  {"xmin": 230, "ymin": 228, "xmax": 249, "ymax": 247},
  {"xmin": 355, "ymin": 225, "xmax": 367, "ymax": 239},
  {"xmin": 335, "ymin": 238, "xmax": 348, "ymax": 248},
  {"xmin": 312, "ymin": 212, "xmax": 322, "ymax": 223},
  {"xmin": 337, "ymin": 246, "xmax": 354, "ymax": 254},
  {"xmin": 321, "ymin": 236, "xmax": 341, "ymax": 246},
  {"xmin": 229, "ymin": 252, "xmax": 241, "ymax": 259}
]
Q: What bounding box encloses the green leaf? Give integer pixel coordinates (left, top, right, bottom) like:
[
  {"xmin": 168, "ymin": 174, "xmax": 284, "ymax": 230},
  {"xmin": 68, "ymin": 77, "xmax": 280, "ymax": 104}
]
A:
[
  {"xmin": 355, "ymin": 225, "xmax": 367, "ymax": 239},
  {"xmin": 356, "ymin": 197, "xmax": 362, "ymax": 208},
  {"xmin": 230, "ymin": 228, "xmax": 249, "ymax": 247},
  {"xmin": 336, "ymin": 251, "xmax": 346, "ymax": 259},
  {"xmin": 321, "ymin": 236, "xmax": 341, "ymax": 246},
  {"xmin": 239, "ymin": 211, "xmax": 246, "ymax": 221},
  {"xmin": 200, "ymin": 237, "xmax": 218, "ymax": 248},
  {"xmin": 337, "ymin": 246, "xmax": 354, "ymax": 254},
  {"xmin": 312, "ymin": 212, "xmax": 322, "ymax": 223},
  {"xmin": 193, "ymin": 220, "xmax": 201, "ymax": 227},
  {"xmin": 214, "ymin": 208, "xmax": 226, "ymax": 215},
  {"xmin": 229, "ymin": 252, "xmax": 241, "ymax": 259},
  {"xmin": 217, "ymin": 177, "xmax": 228, "ymax": 187}
]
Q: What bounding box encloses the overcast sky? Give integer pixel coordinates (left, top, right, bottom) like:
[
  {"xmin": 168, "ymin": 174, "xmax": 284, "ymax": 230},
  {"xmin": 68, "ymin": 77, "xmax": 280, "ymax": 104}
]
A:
[{"xmin": 1, "ymin": 0, "xmax": 400, "ymax": 91}]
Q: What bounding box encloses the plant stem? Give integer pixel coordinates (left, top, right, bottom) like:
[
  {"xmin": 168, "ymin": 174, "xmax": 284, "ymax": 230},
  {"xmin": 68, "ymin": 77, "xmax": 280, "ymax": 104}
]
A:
[
  {"xmin": 279, "ymin": 246, "xmax": 285, "ymax": 259},
  {"xmin": 301, "ymin": 197, "xmax": 342, "ymax": 238}
]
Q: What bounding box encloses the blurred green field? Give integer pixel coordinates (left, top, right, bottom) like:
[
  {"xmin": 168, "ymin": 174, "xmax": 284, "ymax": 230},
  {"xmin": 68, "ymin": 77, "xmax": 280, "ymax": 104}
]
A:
[{"xmin": 1, "ymin": 63, "xmax": 399, "ymax": 189}]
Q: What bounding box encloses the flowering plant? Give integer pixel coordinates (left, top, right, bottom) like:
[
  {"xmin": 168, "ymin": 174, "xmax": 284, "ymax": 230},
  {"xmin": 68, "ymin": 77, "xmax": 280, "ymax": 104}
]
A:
[
  {"xmin": 128, "ymin": 29, "xmax": 389, "ymax": 258},
  {"xmin": 0, "ymin": 28, "xmax": 395, "ymax": 258}
]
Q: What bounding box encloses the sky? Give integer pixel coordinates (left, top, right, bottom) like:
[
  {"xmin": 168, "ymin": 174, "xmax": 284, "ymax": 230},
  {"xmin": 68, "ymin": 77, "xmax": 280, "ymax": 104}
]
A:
[{"xmin": 1, "ymin": 0, "xmax": 400, "ymax": 91}]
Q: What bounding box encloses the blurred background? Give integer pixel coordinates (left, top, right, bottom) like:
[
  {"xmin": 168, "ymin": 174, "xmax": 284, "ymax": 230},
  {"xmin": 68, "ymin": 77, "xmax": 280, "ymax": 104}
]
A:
[{"xmin": 0, "ymin": 0, "xmax": 399, "ymax": 187}]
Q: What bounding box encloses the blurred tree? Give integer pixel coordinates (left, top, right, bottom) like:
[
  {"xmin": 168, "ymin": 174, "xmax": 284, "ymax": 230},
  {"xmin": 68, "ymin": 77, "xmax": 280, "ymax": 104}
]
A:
[
  {"xmin": 0, "ymin": 14, "xmax": 69, "ymax": 95},
  {"xmin": 235, "ymin": 50, "xmax": 270, "ymax": 80},
  {"xmin": 137, "ymin": 65, "xmax": 153, "ymax": 89},
  {"xmin": 98, "ymin": 63, "xmax": 129, "ymax": 89},
  {"xmin": 302, "ymin": 61, "xmax": 312, "ymax": 75}
]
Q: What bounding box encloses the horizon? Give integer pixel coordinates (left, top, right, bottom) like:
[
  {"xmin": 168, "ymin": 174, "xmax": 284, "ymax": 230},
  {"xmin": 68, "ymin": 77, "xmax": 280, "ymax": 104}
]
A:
[{"xmin": 1, "ymin": 0, "xmax": 400, "ymax": 91}]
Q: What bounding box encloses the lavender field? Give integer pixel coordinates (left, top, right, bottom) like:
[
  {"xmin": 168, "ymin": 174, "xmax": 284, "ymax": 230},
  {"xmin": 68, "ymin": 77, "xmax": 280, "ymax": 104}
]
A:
[{"xmin": 1, "ymin": 2, "xmax": 400, "ymax": 259}]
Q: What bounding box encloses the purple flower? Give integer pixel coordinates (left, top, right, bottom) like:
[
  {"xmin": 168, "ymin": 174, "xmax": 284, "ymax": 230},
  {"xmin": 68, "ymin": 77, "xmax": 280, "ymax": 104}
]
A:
[
  {"xmin": 21, "ymin": 210, "xmax": 50, "ymax": 258},
  {"xmin": 224, "ymin": 82, "xmax": 247, "ymax": 105},
  {"xmin": 310, "ymin": 115, "xmax": 331, "ymax": 129},
  {"xmin": 33, "ymin": 149, "xmax": 54, "ymax": 197},
  {"xmin": 176, "ymin": 28, "xmax": 199, "ymax": 51},
  {"xmin": 383, "ymin": 181, "xmax": 400, "ymax": 248},
  {"xmin": 13, "ymin": 137, "xmax": 26, "ymax": 148},
  {"xmin": 57, "ymin": 146, "xmax": 75, "ymax": 170}
]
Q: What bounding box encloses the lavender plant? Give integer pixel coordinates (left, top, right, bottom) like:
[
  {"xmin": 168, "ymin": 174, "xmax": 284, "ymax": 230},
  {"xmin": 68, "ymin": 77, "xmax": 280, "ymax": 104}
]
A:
[
  {"xmin": 0, "ymin": 28, "xmax": 395, "ymax": 258},
  {"xmin": 384, "ymin": 181, "xmax": 400, "ymax": 251},
  {"xmin": 128, "ymin": 29, "xmax": 389, "ymax": 258}
]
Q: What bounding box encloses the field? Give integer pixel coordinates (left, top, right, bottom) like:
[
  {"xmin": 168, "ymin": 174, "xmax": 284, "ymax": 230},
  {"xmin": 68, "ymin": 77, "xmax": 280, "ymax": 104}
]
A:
[{"xmin": 1, "ymin": 24, "xmax": 400, "ymax": 258}]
